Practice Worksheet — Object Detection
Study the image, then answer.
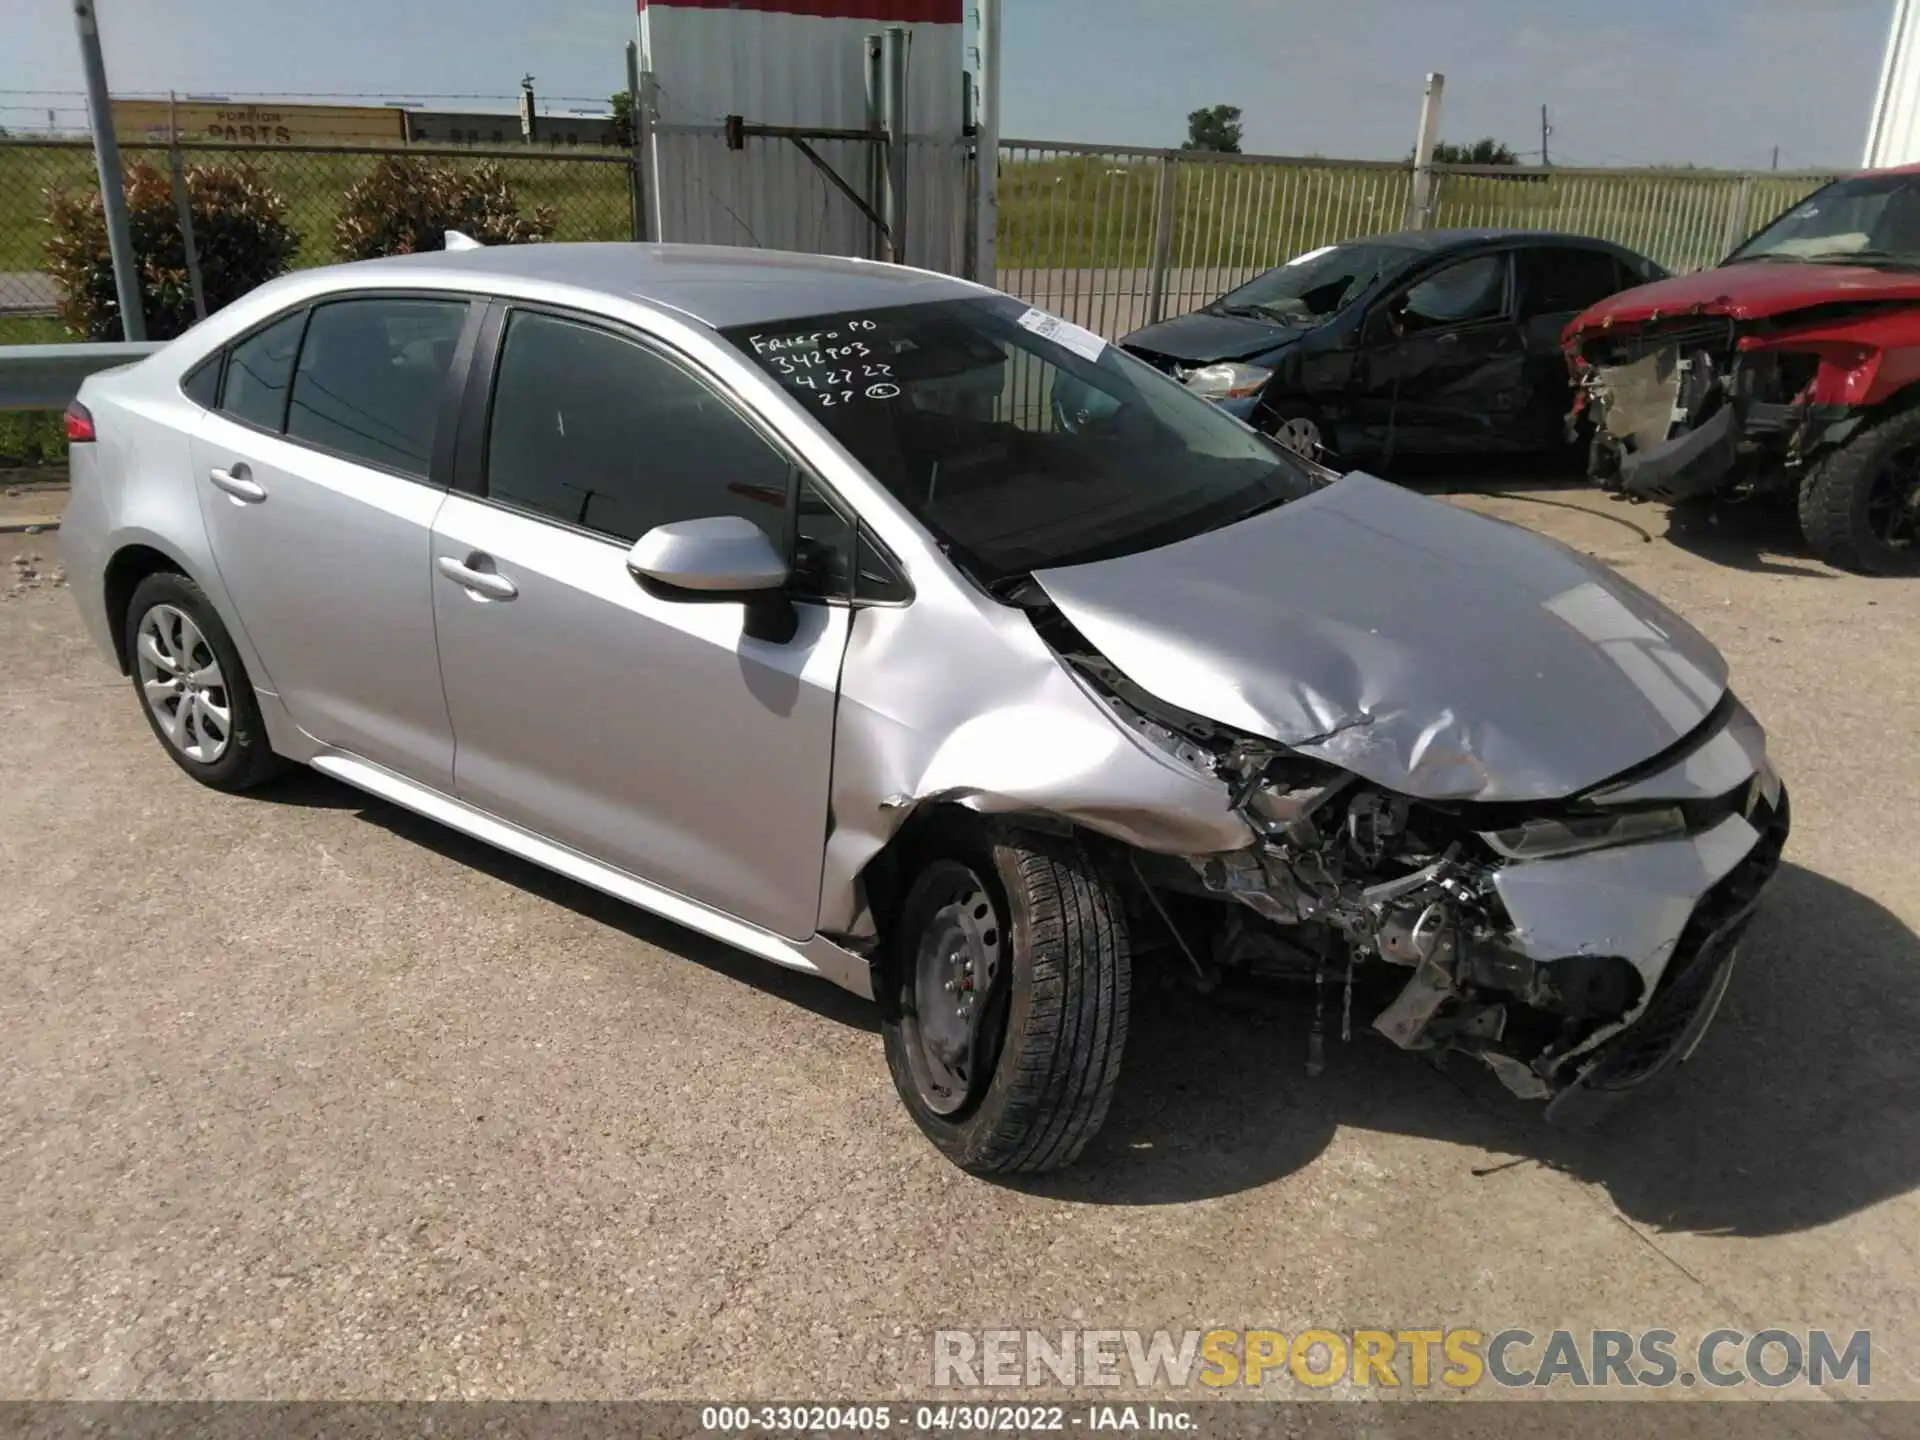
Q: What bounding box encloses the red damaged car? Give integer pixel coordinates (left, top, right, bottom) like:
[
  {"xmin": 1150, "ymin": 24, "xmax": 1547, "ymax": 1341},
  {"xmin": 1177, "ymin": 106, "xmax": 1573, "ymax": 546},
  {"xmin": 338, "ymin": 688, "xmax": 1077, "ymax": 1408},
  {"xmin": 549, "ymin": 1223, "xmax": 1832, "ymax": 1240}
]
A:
[{"xmin": 1564, "ymin": 166, "xmax": 1920, "ymax": 572}]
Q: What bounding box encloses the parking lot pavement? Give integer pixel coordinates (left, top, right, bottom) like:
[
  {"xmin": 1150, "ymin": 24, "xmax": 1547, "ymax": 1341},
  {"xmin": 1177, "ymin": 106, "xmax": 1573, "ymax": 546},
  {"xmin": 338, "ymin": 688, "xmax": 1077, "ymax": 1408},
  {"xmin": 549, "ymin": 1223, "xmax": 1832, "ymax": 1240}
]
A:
[{"xmin": 2, "ymin": 482, "xmax": 1918, "ymax": 1402}]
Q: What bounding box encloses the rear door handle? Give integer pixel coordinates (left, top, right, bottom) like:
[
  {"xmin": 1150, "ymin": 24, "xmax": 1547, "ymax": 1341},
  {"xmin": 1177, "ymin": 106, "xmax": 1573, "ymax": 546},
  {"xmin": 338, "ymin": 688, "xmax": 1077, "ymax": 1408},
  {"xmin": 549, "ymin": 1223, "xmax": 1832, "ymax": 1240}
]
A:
[
  {"xmin": 436, "ymin": 554, "xmax": 518, "ymax": 601},
  {"xmin": 208, "ymin": 464, "xmax": 266, "ymax": 503}
]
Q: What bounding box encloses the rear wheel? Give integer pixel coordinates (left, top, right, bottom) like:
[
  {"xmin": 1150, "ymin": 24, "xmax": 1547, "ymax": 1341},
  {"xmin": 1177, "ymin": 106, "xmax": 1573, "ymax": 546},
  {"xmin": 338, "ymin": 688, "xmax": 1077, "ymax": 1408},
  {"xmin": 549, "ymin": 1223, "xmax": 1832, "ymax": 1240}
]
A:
[
  {"xmin": 881, "ymin": 824, "xmax": 1131, "ymax": 1175},
  {"xmin": 1797, "ymin": 407, "xmax": 1920, "ymax": 573},
  {"xmin": 124, "ymin": 572, "xmax": 284, "ymax": 792},
  {"xmin": 1266, "ymin": 407, "xmax": 1326, "ymax": 462}
]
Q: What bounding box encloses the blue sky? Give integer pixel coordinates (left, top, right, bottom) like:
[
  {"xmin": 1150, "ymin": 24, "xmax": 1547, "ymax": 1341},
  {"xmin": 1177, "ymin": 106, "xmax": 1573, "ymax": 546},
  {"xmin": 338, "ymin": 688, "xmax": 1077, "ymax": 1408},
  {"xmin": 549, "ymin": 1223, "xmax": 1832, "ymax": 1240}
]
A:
[{"xmin": 2, "ymin": 0, "xmax": 1893, "ymax": 168}]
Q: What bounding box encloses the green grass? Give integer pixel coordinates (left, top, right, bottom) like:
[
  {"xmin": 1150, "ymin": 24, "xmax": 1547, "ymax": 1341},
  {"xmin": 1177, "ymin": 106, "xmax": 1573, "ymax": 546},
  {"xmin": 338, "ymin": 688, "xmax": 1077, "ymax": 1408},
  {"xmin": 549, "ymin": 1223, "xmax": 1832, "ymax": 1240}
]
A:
[
  {"xmin": 0, "ymin": 315, "xmax": 67, "ymax": 469},
  {"xmin": 993, "ymin": 154, "xmax": 1833, "ymax": 276}
]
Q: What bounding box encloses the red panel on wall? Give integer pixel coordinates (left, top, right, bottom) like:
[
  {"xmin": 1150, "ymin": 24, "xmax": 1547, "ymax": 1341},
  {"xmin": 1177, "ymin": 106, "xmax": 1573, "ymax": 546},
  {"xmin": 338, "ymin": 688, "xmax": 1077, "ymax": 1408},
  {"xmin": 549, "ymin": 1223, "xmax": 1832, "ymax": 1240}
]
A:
[{"xmin": 638, "ymin": 0, "xmax": 963, "ymax": 21}]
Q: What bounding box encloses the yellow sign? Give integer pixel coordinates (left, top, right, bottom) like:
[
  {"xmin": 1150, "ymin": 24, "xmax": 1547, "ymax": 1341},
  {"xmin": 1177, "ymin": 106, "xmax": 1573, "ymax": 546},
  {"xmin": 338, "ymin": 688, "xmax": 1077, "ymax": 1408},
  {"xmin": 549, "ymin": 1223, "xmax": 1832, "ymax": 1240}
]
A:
[{"xmin": 110, "ymin": 100, "xmax": 407, "ymax": 146}]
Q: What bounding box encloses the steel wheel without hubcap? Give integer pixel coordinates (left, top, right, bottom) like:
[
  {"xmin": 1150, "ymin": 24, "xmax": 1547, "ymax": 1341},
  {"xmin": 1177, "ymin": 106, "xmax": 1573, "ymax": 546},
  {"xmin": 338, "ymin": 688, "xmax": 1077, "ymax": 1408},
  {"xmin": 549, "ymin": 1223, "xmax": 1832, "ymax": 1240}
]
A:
[
  {"xmin": 1271, "ymin": 414, "xmax": 1323, "ymax": 459},
  {"xmin": 1866, "ymin": 444, "xmax": 1920, "ymax": 553},
  {"xmin": 905, "ymin": 864, "xmax": 1006, "ymax": 1116},
  {"xmin": 135, "ymin": 603, "xmax": 232, "ymax": 764}
]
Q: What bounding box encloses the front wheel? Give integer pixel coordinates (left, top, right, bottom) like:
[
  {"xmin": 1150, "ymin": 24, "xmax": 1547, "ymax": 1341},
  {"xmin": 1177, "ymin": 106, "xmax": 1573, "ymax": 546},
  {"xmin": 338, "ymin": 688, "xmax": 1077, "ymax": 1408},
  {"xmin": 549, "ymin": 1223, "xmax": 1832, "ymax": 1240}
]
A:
[
  {"xmin": 1265, "ymin": 406, "xmax": 1327, "ymax": 462},
  {"xmin": 1797, "ymin": 408, "xmax": 1920, "ymax": 573},
  {"xmin": 881, "ymin": 826, "xmax": 1131, "ymax": 1175}
]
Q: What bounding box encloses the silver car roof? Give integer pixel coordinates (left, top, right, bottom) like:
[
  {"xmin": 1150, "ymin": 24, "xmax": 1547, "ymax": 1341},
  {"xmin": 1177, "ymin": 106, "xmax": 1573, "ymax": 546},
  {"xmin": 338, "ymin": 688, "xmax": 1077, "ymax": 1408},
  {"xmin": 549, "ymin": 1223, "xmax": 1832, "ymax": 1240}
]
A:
[{"xmin": 335, "ymin": 242, "xmax": 987, "ymax": 330}]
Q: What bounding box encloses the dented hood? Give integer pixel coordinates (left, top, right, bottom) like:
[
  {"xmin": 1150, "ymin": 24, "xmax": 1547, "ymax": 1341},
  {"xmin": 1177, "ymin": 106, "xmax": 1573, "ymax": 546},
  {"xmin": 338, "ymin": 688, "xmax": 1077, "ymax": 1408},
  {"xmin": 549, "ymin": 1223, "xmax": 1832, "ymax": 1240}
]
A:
[
  {"xmin": 1567, "ymin": 260, "xmax": 1920, "ymax": 336},
  {"xmin": 1031, "ymin": 475, "xmax": 1729, "ymax": 802}
]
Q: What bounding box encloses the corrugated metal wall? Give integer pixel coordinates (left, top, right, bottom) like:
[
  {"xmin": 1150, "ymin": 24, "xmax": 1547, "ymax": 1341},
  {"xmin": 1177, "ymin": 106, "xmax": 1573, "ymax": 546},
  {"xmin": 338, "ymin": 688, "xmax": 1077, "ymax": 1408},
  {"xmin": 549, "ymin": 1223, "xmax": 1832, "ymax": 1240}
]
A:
[
  {"xmin": 651, "ymin": 125, "xmax": 969, "ymax": 273},
  {"xmin": 1867, "ymin": 0, "xmax": 1920, "ymax": 166},
  {"xmin": 638, "ymin": 0, "xmax": 969, "ymax": 272}
]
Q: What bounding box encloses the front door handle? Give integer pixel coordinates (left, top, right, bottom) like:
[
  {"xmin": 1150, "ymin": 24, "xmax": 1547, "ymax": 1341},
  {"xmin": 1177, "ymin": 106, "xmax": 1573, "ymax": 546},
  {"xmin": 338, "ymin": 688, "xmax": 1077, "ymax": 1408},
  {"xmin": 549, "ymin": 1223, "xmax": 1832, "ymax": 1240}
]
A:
[
  {"xmin": 1433, "ymin": 331, "xmax": 1460, "ymax": 347},
  {"xmin": 437, "ymin": 554, "xmax": 518, "ymax": 601},
  {"xmin": 208, "ymin": 463, "xmax": 266, "ymax": 503}
]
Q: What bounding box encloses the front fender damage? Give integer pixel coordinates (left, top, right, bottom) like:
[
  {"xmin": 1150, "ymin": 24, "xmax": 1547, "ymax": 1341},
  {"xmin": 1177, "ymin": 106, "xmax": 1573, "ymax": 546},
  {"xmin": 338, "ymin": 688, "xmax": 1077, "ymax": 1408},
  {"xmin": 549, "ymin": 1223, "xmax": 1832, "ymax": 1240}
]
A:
[{"xmin": 816, "ymin": 600, "xmax": 1253, "ymax": 942}]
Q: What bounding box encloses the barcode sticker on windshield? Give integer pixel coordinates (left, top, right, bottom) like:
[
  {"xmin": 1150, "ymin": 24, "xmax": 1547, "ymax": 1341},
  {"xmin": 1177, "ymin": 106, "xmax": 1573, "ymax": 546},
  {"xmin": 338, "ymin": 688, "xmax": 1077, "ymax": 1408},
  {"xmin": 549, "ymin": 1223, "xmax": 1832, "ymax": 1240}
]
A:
[{"xmin": 1017, "ymin": 307, "xmax": 1107, "ymax": 364}]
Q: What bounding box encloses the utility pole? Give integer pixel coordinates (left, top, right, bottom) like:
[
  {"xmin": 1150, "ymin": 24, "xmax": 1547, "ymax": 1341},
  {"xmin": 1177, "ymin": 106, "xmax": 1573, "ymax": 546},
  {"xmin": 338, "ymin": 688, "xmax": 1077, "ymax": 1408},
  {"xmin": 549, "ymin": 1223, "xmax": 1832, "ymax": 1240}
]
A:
[
  {"xmin": 1771, "ymin": 145, "xmax": 1780, "ymax": 170},
  {"xmin": 1540, "ymin": 104, "xmax": 1552, "ymax": 167},
  {"xmin": 1404, "ymin": 72, "xmax": 1444, "ymax": 229},
  {"xmin": 519, "ymin": 73, "xmax": 538, "ymax": 144},
  {"xmin": 72, "ymin": 0, "xmax": 145, "ymax": 341}
]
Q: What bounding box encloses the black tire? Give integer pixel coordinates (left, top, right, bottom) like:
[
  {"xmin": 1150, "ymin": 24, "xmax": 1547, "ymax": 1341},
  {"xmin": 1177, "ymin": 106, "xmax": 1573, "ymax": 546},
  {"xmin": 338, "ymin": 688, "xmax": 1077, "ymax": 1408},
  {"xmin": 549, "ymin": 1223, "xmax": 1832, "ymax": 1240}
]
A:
[
  {"xmin": 881, "ymin": 823, "xmax": 1131, "ymax": 1175},
  {"xmin": 1797, "ymin": 407, "xmax": 1920, "ymax": 574},
  {"xmin": 123, "ymin": 571, "xmax": 285, "ymax": 792}
]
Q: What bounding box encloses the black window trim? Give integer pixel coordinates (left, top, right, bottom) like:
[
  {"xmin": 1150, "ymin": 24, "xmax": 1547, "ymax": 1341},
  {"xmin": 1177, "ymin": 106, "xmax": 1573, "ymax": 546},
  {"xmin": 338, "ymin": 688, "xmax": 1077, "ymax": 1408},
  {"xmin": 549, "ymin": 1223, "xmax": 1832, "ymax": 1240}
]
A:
[
  {"xmin": 454, "ymin": 298, "xmax": 914, "ymax": 609},
  {"xmin": 203, "ymin": 288, "xmax": 486, "ymax": 493}
]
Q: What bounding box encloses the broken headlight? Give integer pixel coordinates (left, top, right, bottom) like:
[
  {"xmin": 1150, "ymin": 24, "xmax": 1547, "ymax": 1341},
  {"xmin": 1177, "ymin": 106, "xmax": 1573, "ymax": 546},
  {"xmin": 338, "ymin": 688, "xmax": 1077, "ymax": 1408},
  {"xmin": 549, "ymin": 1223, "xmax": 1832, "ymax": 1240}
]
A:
[
  {"xmin": 1480, "ymin": 806, "xmax": 1686, "ymax": 861},
  {"xmin": 1183, "ymin": 362, "xmax": 1273, "ymax": 401}
]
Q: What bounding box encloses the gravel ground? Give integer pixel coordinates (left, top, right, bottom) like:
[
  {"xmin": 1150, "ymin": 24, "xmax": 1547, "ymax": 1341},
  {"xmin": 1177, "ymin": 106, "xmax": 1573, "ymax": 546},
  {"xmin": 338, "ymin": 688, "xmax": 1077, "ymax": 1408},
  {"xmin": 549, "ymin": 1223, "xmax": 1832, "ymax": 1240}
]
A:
[{"xmin": 0, "ymin": 479, "xmax": 1916, "ymax": 1404}]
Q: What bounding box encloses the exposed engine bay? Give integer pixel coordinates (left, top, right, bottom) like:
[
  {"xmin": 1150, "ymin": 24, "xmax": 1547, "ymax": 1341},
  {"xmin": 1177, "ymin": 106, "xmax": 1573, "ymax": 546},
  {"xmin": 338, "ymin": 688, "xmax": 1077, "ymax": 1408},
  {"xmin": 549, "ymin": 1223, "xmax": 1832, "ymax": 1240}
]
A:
[
  {"xmin": 1572, "ymin": 314, "xmax": 1862, "ymax": 505},
  {"xmin": 1034, "ymin": 607, "xmax": 1790, "ymax": 1118}
]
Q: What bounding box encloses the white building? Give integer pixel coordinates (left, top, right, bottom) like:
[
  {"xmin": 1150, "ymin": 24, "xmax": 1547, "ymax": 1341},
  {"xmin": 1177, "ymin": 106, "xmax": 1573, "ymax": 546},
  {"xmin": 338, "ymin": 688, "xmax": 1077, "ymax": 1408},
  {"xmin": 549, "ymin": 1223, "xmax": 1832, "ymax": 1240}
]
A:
[{"xmin": 1867, "ymin": 0, "xmax": 1920, "ymax": 166}]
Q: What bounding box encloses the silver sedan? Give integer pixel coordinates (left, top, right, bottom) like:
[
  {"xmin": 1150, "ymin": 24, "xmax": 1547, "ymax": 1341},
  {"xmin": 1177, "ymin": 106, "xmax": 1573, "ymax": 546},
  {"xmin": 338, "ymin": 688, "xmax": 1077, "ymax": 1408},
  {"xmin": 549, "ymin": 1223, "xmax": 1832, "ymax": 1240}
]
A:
[{"xmin": 62, "ymin": 242, "xmax": 1788, "ymax": 1173}]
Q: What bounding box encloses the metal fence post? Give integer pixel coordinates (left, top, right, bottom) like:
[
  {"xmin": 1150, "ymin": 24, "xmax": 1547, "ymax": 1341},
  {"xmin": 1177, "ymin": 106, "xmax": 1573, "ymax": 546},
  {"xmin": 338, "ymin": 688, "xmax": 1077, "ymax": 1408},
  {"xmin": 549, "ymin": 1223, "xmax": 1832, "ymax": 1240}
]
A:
[
  {"xmin": 1719, "ymin": 174, "xmax": 1755, "ymax": 258},
  {"xmin": 1146, "ymin": 151, "xmax": 1178, "ymax": 325},
  {"xmin": 165, "ymin": 146, "xmax": 207, "ymax": 323},
  {"xmin": 625, "ymin": 40, "xmax": 648, "ymax": 241},
  {"xmin": 1404, "ymin": 71, "xmax": 1444, "ymax": 230},
  {"xmin": 72, "ymin": 0, "xmax": 145, "ymax": 341}
]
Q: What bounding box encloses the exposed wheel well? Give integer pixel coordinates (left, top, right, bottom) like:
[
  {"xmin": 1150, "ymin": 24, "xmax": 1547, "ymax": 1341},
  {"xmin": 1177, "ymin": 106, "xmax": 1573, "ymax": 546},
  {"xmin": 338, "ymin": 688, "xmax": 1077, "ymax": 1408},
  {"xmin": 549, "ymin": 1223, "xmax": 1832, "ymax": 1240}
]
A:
[
  {"xmin": 856, "ymin": 802, "xmax": 1077, "ymax": 954},
  {"xmin": 102, "ymin": 545, "xmax": 185, "ymax": 673}
]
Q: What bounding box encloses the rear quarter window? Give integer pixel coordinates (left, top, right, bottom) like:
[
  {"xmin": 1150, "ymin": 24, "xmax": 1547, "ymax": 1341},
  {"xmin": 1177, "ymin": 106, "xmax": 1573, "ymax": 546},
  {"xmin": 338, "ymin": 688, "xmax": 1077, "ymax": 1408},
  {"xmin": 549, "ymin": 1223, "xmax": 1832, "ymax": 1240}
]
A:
[{"xmin": 221, "ymin": 309, "xmax": 309, "ymax": 433}]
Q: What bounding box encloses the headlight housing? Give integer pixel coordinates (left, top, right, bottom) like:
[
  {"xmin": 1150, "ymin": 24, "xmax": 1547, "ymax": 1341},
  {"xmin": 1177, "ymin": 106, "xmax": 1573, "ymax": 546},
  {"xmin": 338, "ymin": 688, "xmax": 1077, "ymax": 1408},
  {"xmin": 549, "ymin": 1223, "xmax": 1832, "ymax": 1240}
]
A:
[
  {"xmin": 1182, "ymin": 362, "xmax": 1273, "ymax": 400},
  {"xmin": 1481, "ymin": 806, "xmax": 1687, "ymax": 860}
]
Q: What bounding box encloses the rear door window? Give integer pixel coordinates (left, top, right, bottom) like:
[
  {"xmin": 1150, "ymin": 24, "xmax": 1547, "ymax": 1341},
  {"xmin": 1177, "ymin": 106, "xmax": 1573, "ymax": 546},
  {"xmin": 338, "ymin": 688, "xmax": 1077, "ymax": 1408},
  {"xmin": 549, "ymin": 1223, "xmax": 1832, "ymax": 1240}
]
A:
[
  {"xmin": 220, "ymin": 309, "xmax": 308, "ymax": 432},
  {"xmin": 1521, "ymin": 247, "xmax": 1627, "ymax": 317},
  {"xmin": 285, "ymin": 298, "xmax": 468, "ymax": 477},
  {"xmin": 484, "ymin": 310, "xmax": 795, "ymax": 550}
]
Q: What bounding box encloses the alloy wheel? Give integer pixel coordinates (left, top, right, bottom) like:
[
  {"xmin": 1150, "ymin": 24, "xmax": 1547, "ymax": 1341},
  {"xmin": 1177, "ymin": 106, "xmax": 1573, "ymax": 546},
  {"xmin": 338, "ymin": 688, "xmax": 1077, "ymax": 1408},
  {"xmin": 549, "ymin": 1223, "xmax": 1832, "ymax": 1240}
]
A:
[
  {"xmin": 907, "ymin": 865, "xmax": 1006, "ymax": 1116},
  {"xmin": 135, "ymin": 604, "xmax": 232, "ymax": 764},
  {"xmin": 1867, "ymin": 445, "xmax": 1920, "ymax": 551},
  {"xmin": 1272, "ymin": 414, "xmax": 1323, "ymax": 459}
]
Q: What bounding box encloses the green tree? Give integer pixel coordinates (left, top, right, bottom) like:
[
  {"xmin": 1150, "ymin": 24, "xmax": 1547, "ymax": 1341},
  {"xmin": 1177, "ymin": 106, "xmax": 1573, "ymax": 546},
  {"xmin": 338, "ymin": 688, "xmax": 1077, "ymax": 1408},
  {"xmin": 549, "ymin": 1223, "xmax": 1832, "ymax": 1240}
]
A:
[
  {"xmin": 610, "ymin": 89, "xmax": 634, "ymax": 150},
  {"xmin": 1429, "ymin": 137, "xmax": 1519, "ymax": 166},
  {"xmin": 1182, "ymin": 104, "xmax": 1243, "ymax": 154}
]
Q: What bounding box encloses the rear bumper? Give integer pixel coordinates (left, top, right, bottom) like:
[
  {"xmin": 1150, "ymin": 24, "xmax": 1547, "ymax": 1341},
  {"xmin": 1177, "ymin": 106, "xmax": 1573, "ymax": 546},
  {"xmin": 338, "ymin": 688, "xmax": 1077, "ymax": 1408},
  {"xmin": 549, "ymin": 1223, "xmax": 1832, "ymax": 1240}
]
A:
[{"xmin": 59, "ymin": 444, "xmax": 118, "ymax": 666}]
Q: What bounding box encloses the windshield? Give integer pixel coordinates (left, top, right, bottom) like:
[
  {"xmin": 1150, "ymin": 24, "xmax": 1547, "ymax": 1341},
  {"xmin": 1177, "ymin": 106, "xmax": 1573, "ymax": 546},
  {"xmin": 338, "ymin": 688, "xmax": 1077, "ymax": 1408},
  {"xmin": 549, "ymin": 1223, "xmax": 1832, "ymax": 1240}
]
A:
[
  {"xmin": 1207, "ymin": 241, "xmax": 1416, "ymax": 324},
  {"xmin": 723, "ymin": 296, "xmax": 1314, "ymax": 583},
  {"xmin": 1728, "ymin": 173, "xmax": 1920, "ymax": 266}
]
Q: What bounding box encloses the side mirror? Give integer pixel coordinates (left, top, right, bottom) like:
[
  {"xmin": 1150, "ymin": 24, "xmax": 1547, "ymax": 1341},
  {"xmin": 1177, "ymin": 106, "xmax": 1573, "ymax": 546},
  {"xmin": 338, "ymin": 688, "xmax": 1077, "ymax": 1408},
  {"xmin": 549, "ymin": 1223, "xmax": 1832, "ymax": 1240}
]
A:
[
  {"xmin": 626, "ymin": 515, "xmax": 797, "ymax": 644},
  {"xmin": 627, "ymin": 515, "xmax": 788, "ymax": 593}
]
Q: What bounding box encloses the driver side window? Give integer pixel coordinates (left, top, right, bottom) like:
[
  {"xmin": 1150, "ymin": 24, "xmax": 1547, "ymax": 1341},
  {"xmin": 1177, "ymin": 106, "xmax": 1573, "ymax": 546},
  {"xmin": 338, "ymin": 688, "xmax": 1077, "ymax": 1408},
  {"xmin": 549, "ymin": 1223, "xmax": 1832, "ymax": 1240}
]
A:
[
  {"xmin": 485, "ymin": 311, "xmax": 794, "ymax": 549},
  {"xmin": 1397, "ymin": 254, "xmax": 1510, "ymax": 332}
]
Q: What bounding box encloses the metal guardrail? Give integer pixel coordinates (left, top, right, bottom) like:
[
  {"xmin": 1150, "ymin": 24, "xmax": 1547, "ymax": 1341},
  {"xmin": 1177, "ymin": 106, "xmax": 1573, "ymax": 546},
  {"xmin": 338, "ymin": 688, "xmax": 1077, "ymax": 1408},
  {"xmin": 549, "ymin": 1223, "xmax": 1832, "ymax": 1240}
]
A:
[{"xmin": 0, "ymin": 341, "xmax": 162, "ymax": 411}]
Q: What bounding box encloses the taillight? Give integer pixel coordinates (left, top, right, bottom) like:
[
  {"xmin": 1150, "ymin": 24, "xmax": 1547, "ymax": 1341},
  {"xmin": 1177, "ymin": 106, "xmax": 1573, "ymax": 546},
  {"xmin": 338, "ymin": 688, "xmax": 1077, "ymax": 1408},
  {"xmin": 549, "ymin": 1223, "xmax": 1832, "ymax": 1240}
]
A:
[{"xmin": 64, "ymin": 400, "xmax": 96, "ymax": 443}]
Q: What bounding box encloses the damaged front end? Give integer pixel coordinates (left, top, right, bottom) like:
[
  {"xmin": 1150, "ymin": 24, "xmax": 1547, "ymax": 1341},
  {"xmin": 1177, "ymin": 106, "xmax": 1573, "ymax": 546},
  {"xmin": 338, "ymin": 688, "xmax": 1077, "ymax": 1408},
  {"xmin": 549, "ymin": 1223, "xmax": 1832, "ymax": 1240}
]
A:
[
  {"xmin": 1044, "ymin": 611, "xmax": 1790, "ymax": 1116},
  {"xmin": 1568, "ymin": 312, "xmax": 1870, "ymax": 506}
]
